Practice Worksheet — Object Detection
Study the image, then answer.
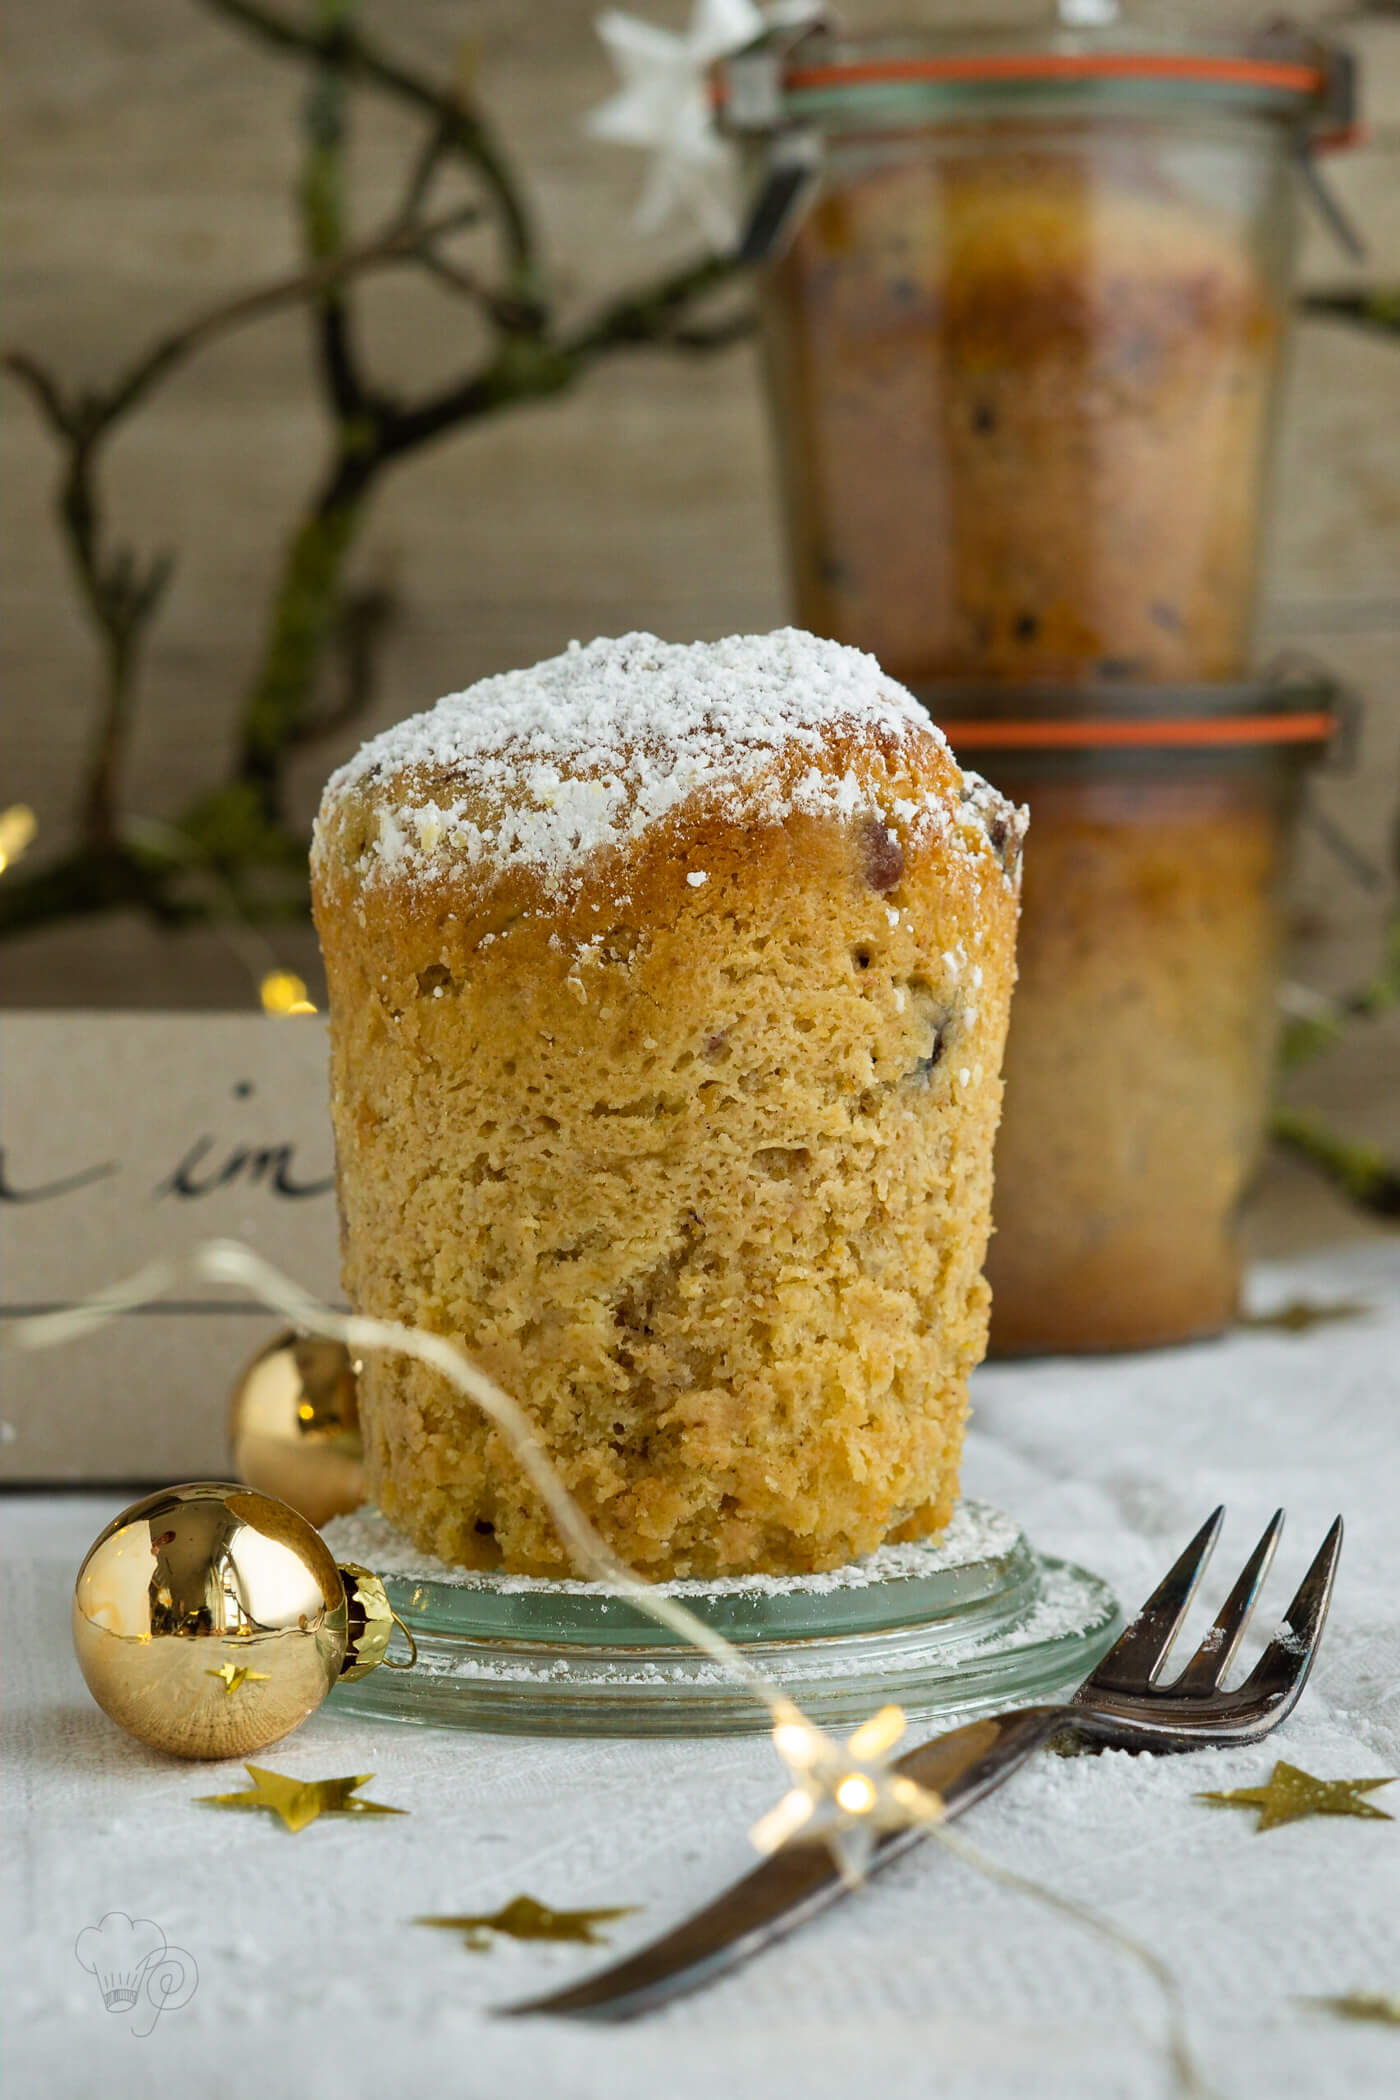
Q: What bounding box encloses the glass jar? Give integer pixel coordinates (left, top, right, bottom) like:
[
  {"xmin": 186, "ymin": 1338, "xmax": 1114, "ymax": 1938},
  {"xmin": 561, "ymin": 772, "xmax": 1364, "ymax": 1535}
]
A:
[
  {"xmin": 721, "ymin": 11, "xmax": 1352, "ymax": 688},
  {"xmin": 931, "ymin": 681, "xmax": 1337, "ymax": 1353}
]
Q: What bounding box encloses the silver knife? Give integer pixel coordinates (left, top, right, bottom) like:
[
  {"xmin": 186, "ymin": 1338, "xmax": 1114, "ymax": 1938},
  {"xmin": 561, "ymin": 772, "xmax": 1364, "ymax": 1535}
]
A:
[
  {"xmin": 498, "ymin": 1705, "xmax": 1061, "ymax": 2021},
  {"xmin": 502, "ymin": 1504, "xmax": 1336, "ymax": 2019}
]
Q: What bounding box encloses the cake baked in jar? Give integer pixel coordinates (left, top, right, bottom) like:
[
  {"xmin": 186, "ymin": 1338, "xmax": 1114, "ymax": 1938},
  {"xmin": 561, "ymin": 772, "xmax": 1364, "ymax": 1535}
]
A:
[
  {"xmin": 312, "ymin": 630, "xmax": 1024, "ymax": 1578},
  {"xmin": 984, "ymin": 766, "xmax": 1288, "ymax": 1354},
  {"xmin": 762, "ymin": 146, "xmax": 1285, "ymax": 689},
  {"xmin": 722, "ymin": 15, "xmax": 1348, "ymax": 695},
  {"xmin": 964, "ymin": 677, "xmax": 1333, "ymax": 1356}
]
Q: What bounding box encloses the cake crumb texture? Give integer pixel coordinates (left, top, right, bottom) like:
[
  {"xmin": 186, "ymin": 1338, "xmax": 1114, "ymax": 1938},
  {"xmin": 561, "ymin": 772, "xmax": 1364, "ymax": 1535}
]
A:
[{"xmin": 313, "ymin": 631, "xmax": 1021, "ymax": 1577}]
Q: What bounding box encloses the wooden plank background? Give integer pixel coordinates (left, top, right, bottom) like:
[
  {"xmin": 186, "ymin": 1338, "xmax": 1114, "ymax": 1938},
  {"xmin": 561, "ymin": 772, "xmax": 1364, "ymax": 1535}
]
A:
[{"xmin": 2, "ymin": 0, "xmax": 1397, "ymax": 1255}]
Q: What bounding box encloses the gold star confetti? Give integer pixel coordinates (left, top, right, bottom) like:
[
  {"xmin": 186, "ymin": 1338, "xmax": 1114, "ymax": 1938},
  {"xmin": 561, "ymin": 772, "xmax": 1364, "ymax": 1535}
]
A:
[
  {"xmin": 417, "ymin": 1895, "xmax": 639, "ymax": 1951},
  {"xmin": 1302, "ymin": 1992, "xmax": 1400, "ymax": 2026},
  {"xmin": 752, "ymin": 1703, "xmax": 944, "ymax": 1887},
  {"xmin": 196, "ymin": 1764, "xmax": 404, "ymax": 1833},
  {"xmin": 205, "ymin": 1663, "xmax": 271, "ymax": 1696},
  {"xmin": 1198, "ymin": 1761, "xmax": 1395, "ymax": 1832}
]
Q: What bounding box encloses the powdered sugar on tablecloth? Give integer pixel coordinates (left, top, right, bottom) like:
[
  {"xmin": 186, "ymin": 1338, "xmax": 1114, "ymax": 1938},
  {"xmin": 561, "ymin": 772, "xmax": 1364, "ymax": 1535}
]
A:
[
  {"xmin": 6, "ymin": 1244, "xmax": 1399, "ymax": 2100},
  {"xmin": 313, "ymin": 630, "xmax": 1022, "ymax": 892}
]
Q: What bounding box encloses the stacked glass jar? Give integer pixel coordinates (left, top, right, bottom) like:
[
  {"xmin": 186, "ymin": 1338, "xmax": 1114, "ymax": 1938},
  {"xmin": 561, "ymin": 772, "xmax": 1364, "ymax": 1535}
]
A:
[{"xmin": 720, "ymin": 5, "xmax": 1353, "ymax": 1352}]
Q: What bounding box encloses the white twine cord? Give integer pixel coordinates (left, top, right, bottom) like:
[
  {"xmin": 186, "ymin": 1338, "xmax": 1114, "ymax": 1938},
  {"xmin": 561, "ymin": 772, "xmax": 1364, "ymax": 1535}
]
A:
[
  {"xmin": 16, "ymin": 1237, "xmax": 1209, "ymax": 2096},
  {"xmin": 15, "ymin": 1240, "xmax": 812, "ymax": 1731},
  {"xmin": 927, "ymin": 1822, "xmax": 1218, "ymax": 2100}
]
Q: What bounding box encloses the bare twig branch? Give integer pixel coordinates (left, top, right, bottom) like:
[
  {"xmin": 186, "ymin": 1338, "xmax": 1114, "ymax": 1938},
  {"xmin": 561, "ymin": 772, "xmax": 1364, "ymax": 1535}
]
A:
[
  {"xmin": 3, "ymin": 0, "xmax": 750, "ymax": 943},
  {"xmin": 1, "ymin": 207, "xmax": 477, "ymax": 455},
  {"xmin": 1301, "ymin": 795, "xmax": 1386, "ymax": 891},
  {"xmin": 1272, "ymin": 1107, "xmax": 1400, "ymax": 1217},
  {"xmin": 2, "ymin": 198, "xmax": 477, "ymax": 852},
  {"xmin": 414, "ymin": 249, "xmax": 543, "ymax": 333},
  {"xmin": 374, "ymin": 253, "xmax": 751, "ymax": 461},
  {"xmin": 300, "ymin": 4, "xmax": 366, "ymax": 426},
  {"xmin": 1301, "ymin": 286, "xmax": 1400, "ymax": 337},
  {"xmin": 1281, "ymin": 899, "xmax": 1400, "ymax": 1066},
  {"xmin": 292, "ymin": 580, "xmax": 398, "ymax": 745},
  {"xmin": 0, "ymin": 834, "xmax": 315, "ymax": 941},
  {"xmin": 3, "ymin": 205, "xmax": 477, "ymax": 440},
  {"xmin": 390, "ymin": 111, "xmax": 458, "ymax": 234},
  {"xmin": 200, "ymin": 0, "xmax": 540, "ymax": 293},
  {"xmin": 669, "ymin": 310, "xmax": 759, "ymax": 352},
  {"xmin": 564, "ymin": 253, "xmax": 749, "ymax": 360},
  {"xmin": 3, "ymin": 352, "xmax": 79, "ymax": 438}
]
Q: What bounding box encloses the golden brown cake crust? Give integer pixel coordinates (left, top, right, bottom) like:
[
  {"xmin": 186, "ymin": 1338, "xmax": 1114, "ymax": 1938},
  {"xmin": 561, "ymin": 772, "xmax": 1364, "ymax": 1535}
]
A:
[{"xmin": 313, "ymin": 632, "xmax": 1021, "ymax": 1577}]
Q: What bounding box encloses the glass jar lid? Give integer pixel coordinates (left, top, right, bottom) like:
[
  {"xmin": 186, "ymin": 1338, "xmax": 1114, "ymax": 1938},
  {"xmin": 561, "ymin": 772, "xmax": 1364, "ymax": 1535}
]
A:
[{"xmin": 716, "ymin": 5, "xmax": 1356, "ymax": 139}]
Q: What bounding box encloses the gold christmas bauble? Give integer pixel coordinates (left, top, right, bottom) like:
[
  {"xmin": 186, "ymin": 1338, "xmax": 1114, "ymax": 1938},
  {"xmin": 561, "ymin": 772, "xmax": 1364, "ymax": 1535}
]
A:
[
  {"xmin": 229, "ymin": 1330, "xmax": 365, "ymax": 1527},
  {"xmin": 72, "ymin": 1482, "xmax": 397, "ymax": 1760}
]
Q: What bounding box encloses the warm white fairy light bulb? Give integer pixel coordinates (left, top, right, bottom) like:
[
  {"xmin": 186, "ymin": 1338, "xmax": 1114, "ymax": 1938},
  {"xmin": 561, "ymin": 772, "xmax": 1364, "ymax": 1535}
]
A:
[
  {"xmin": 9, "ymin": 1247, "xmax": 1207, "ymax": 2093},
  {"xmin": 772, "ymin": 1717, "xmax": 818, "ymax": 1766},
  {"xmin": 0, "ymin": 804, "xmax": 37, "ymax": 875},
  {"xmin": 753, "ymin": 1703, "xmax": 945, "ymax": 1887},
  {"xmin": 12, "ymin": 1241, "xmax": 950, "ymax": 1882},
  {"xmin": 259, "ymin": 970, "xmax": 318, "ymax": 1017}
]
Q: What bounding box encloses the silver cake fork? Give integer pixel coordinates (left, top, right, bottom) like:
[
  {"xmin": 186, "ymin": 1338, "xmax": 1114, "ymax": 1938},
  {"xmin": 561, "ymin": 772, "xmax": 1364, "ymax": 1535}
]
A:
[{"xmin": 503, "ymin": 1507, "xmax": 1342, "ymax": 2021}]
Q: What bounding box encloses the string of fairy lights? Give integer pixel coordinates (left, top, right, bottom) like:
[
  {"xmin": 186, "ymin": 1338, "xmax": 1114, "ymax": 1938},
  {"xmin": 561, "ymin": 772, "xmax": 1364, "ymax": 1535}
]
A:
[
  {"xmin": 0, "ymin": 803, "xmax": 319, "ymax": 1017},
  {"xmin": 0, "ymin": 801, "xmax": 962, "ymax": 1871},
  {"xmin": 13, "ymin": 1240, "xmax": 946, "ymax": 1884},
  {"xmin": 9, "ymin": 1242, "xmax": 1211, "ymax": 2091},
  {"xmin": 2, "ymin": 799, "xmax": 1205, "ymax": 2087}
]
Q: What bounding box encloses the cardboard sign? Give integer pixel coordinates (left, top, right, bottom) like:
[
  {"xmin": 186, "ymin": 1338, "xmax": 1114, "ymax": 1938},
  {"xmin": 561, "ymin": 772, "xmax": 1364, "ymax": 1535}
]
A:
[{"xmin": 0, "ymin": 1013, "xmax": 340, "ymax": 1481}]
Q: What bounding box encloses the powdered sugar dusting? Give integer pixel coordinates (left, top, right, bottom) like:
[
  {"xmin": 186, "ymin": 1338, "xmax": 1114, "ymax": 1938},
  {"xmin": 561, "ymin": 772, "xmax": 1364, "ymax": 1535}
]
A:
[
  {"xmin": 322, "ymin": 1497, "xmax": 1021, "ymax": 1597},
  {"xmin": 314, "ymin": 630, "xmax": 1018, "ymax": 894}
]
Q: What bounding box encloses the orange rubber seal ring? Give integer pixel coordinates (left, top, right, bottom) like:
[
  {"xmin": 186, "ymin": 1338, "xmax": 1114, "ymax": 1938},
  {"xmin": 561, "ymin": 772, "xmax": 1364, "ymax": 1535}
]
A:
[
  {"xmin": 935, "ymin": 712, "xmax": 1335, "ymax": 752},
  {"xmin": 781, "ymin": 55, "xmax": 1326, "ymax": 96}
]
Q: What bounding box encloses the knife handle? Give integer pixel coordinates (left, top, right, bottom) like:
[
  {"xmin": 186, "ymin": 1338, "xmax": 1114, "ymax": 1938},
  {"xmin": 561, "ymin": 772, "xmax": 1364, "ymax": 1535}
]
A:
[{"xmin": 500, "ymin": 1704, "xmax": 1080, "ymax": 2021}]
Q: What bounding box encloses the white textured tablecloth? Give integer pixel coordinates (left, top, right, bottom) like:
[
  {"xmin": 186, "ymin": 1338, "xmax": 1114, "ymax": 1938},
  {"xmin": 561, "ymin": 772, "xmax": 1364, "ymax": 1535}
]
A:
[{"xmin": 5, "ymin": 1243, "xmax": 1399, "ymax": 2100}]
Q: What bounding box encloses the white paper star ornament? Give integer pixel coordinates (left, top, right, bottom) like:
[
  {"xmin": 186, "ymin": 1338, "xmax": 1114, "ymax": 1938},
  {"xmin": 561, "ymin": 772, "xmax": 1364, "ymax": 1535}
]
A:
[{"xmin": 587, "ymin": 1, "xmax": 766, "ymax": 245}]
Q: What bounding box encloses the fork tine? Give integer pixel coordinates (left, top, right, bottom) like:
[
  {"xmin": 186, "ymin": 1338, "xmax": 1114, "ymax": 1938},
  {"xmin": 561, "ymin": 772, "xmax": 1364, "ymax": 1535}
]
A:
[
  {"xmin": 1172, "ymin": 1508, "xmax": 1285, "ymax": 1692},
  {"xmin": 1087, "ymin": 1507, "xmax": 1224, "ymax": 1693},
  {"xmin": 1237, "ymin": 1517, "xmax": 1344, "ymax": 1715}
]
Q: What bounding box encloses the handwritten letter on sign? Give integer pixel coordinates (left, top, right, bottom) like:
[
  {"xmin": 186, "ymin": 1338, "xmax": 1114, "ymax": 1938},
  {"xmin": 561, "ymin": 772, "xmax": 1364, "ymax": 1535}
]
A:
[{"xmin": 1, "ymin": 1014, "xmax": 340, "ymax": 1480}]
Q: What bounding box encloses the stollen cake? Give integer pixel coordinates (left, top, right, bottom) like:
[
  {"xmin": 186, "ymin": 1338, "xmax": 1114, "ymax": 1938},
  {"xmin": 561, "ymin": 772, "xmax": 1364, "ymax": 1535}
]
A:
[
  {"xmin": 764, "ymin": 153, "xmax": 1282, "ymax": 687},
  {"xmin": 311, "ymin": 631, "xmax": 1023, "ymax": 1578},
  {"xmin": 986, "ymin": 769, "xmax": 1284, "ymax": 1355}
]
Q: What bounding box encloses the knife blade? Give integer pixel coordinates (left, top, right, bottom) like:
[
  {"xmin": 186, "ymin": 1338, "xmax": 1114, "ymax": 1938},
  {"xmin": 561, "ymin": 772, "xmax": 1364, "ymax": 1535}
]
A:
[{"xmin": 498, "ymin": 1704, "xmax": 1066, "ymax": 2020}]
